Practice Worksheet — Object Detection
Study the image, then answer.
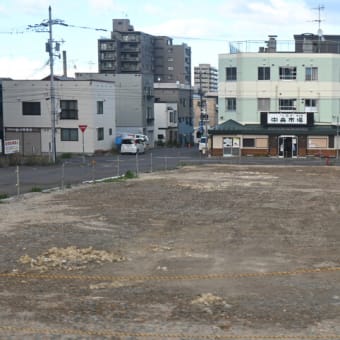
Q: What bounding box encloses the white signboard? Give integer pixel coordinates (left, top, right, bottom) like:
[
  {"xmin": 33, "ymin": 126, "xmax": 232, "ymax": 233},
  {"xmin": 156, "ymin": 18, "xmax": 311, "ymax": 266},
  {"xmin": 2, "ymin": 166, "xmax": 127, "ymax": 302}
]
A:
[
  {"xmin": 268, "ymin": 113, "xmax": 307, "ymax": 125},
  {"xmin": 5, "ymin": 140, "xmax": 20, "ymax": 154},
  {"xmin": 233, "ymin": 137, "xmax": 240, "ymax": 147},
  {"xmin": 223, "ymin": 137, "xmax": 240, "ymax": 147},
  {"xmin": 223, "ymin": 138, "xmax": 233, "ymax": 147}
]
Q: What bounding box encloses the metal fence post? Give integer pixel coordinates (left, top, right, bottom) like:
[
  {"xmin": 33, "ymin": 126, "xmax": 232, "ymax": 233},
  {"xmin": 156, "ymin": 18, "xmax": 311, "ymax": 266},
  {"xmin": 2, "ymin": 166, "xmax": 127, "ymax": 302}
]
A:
[
  {"xmin": 61, "ymin": 162, "xmax": 65, "ymax": 190},
  {"xmin": 135, "ymin": 152, "xmax": 139, "ymax": 176},
  {"xmin": 150, "ymin": 152, "xmax": 153, "ymax": 173},
  {"xmin": 116, "ymin": 155, "xmax": 120, "ymax": 177},
  {"xmin": 16, "ymin": 165, "xmax": 20, "ymax": 196},
  {"xmin": 91, "ymin": 160, "xmax": 96, "ymax": 183}
]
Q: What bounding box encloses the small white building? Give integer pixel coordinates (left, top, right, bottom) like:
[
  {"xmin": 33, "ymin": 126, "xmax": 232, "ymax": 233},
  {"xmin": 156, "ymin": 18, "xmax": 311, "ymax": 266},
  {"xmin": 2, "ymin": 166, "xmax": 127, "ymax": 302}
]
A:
[
  {"xmin": 2, "ymin": 79, "xmax": 115, "ymax": 156},
  {"xmin": 154, "ymin": 102, "xmax": 178, "ymax": 145}
]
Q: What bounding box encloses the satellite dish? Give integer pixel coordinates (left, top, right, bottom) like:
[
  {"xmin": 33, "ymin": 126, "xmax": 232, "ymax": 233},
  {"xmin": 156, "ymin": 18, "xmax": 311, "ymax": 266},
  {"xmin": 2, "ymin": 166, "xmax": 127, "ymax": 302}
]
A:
[{"xmin": 317, "ymin": 28, "xmax": 325, "ymax": 41}]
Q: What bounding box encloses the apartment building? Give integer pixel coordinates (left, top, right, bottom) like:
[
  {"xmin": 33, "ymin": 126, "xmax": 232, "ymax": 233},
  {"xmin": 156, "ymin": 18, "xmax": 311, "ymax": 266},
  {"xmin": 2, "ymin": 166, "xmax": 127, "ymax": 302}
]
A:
[
  {"xmin": 97, "ymin": 19, "xmax": 193, "ymax": 145},
  {"xmin": 213, "ymin": 34, "xmax": 340, "ymax": 157},
  {"xmin": 194, "ymin": 64, "xmax": 218, "ymax": 93},
  {"xmin": 2, "ymin": 79, "xmax": 115, "ymax": 156},
  {"xmin": 98, "ymin": 19, "xmax": 191, "ymax": 85},
  {"xmin": 98, "ymin": 19, "xmax": 154, "ymax": 75},
  {"xmin": 154, "ymin": 36, "xmax": 191, "ymax": 85}
]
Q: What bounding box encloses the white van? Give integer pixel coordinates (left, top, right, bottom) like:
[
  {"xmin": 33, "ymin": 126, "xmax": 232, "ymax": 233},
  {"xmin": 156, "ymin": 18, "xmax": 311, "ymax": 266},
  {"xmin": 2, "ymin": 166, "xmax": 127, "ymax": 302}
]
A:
[
  {"xmin": 135, "ymin": 134, "xmax": 149, "ymax": 145},
  {"xmin": 198, "ymin": 136, "xmax": 208, "ymax": 152},
  {"xmin": 120, "ymin": 138, "xmax": 145, "ymax": 154}
]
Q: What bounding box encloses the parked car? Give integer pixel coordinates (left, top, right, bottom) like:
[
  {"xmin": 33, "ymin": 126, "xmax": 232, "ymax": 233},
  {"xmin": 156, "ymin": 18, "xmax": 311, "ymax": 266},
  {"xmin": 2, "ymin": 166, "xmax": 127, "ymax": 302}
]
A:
[
  {"xmin": 135, "ymin": 134, "xmax": 149, "ymax": 146},
  {"xmin": 120, "ymin": 138, "xmax": 145, "ymax": 154}
]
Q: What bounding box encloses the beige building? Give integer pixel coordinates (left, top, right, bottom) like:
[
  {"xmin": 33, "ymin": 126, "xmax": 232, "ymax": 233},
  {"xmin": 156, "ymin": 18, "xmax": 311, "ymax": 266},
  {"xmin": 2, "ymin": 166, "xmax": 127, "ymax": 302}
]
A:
[
  {"xmin": 193, "ymin": 92, "xmax": 218, "ymax": 142},
  {"xmin": 194, "ymin": 64, "xmax": 218, "ymax": 94}
]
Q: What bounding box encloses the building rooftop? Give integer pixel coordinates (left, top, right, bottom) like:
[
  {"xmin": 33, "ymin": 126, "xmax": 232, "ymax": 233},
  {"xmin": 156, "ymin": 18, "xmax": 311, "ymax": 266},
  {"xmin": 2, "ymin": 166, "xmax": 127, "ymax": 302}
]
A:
[{"xmin": 226, "ymin": 34, "xmax": 340, "ymax": 54}]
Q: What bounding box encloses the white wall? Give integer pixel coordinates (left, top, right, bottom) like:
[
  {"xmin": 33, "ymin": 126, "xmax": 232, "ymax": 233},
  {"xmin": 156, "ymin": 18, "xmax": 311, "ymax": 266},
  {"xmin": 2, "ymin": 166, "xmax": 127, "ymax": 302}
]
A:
[
  {"xmin": 154, "ymin": 102, "xmax": 178, "ymax": 142},
  {"xmin": 2, "ymin": 80, "xmax": 115, "ymax": 154}
]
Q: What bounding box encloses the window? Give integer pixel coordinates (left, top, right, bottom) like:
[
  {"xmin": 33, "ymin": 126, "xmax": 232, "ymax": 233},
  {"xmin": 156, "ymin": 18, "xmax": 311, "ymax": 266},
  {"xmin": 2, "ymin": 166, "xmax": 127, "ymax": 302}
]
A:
[
  {"xmin": 61, "ymin": 128, "xmax": 78, "ymax": 141},
  {"xmin": 97, "ymin": 127, "xmax": 104, "ymax": 141},
  {"xmin": 257, "ymin": 98, "xmax": 270, "ymax": 111},
  {"xmin": 279, "ymin": 99, "xmax": 296, "ymax": 111},
  {"xmin": 60, "ymin": 100, "xmax": 78, "ymax": 119},
  {"xmin": 97, "ymin": 101, "xmax": 103, "ymax": 114},
  {"xmin": 101, "ymin": 52, "xmax": 114, "ymax": 59},
  {"xmin": 258, "ymin": 67, "xmax": 270, "ymax": 80},
  {"xmin": 226, "ymin": 98, "xmax": 236, "ymax": 111},
  {"xmin": 102, "ymin": 61, "xmax": 113, "ymax": 69},
  {"xmin": 100, "ymin": 42, "xmax": 114, "ymax": 50},
  {"xmin": 169, "ymin": 110, "xmax": 177, "ymax": 123},
  {"xmin": 109, "ymin": 128, "xmax": 112, "ymax": 136},
  {"xmin": 168, "ymin": 66, "xmax": 174, "ymax": 71},
  {"xmin": 304, "ymin": 99, "xmax": 318, "ymax": 112},
  {"xmin": 305, "ymin": 67, "xmax": 318, "ymax": 81},
  {"xmin": 279, "ymin": 67, "xmax": 297, "ymax": 80},
  {"xmin": 226, "ymin": 67, "xmax": 237, "ymax": 81},
  {"xmin": 305, "ymin": 99, "xmax": 317, "ymax": 107},
  {"xmin": 243, "ymin": 138, "xmax": 255, "ymax": 147},
  {"xmin": 308, "ymin": 137, "xmax": 328, "ymax": 148},
  {"xmin": 22, "ymin": 102, "xmax": 41, "ymax": 115}
]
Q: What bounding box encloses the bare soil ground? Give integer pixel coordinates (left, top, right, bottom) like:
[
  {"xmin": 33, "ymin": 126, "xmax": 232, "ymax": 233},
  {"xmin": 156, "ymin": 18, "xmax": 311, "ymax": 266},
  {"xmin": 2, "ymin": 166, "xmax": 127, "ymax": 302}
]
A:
[{"xmin": 0, "ymin": 164, "xmax": 340, "ymax": 339}]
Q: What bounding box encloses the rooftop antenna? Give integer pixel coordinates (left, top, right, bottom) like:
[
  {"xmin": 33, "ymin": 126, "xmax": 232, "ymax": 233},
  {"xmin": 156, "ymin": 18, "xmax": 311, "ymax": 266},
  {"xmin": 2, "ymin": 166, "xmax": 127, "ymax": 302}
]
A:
[{"xmin": 312, "ymin": 4, "xmax": 325, "ymax": 51}]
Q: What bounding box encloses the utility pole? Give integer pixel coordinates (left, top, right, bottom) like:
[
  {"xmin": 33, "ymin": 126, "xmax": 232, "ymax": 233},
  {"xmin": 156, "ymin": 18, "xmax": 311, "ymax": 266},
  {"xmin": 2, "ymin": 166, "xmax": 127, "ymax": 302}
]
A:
[
  {"xmin": 48, "ymin": 6, "xmax": 57, "ymax": 163},
  {"xmin": 27, "ymin": 12, "xmax": 111, "ymax": 162},
  {"xmin": 199, "ymin": 70, "xmax": 209, "ymax": 153},
  {"xmin": 199, "ymin": 72, "xmax": 204, "ymax": 137},
  {"xmin": 27, "ymin": 6, "xmax": 66, "ymax": 163}
]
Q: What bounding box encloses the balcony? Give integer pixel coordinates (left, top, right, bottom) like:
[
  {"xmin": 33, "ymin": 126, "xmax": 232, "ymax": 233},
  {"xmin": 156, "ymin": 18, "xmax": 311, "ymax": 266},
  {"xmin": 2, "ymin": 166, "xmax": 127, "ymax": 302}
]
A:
[
  {"xmin": 120, "ymin": 43, "xmax": 140, "ymax": 53},
  {"xmin": 120, "ymin": 55, "xmax": 140, "ymax": 62}
]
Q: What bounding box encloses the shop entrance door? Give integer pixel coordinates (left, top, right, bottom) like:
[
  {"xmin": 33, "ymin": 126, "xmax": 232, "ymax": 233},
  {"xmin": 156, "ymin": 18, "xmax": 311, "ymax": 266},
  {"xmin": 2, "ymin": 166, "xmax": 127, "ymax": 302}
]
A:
[
  {"xmin": 223, "ymin": 137, "xmax": 240, "ymax": 157},
  {"xmin": 278, "ymin": 136, "xmax": 298, "ymax": 158}
]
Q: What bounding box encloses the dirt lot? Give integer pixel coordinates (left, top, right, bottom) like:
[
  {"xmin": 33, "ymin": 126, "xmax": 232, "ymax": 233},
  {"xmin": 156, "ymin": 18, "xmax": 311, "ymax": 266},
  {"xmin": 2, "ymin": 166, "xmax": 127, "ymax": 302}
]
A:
[{"xmin": 0, "ymin": 164, "xmax": 340, "ymax": 339}]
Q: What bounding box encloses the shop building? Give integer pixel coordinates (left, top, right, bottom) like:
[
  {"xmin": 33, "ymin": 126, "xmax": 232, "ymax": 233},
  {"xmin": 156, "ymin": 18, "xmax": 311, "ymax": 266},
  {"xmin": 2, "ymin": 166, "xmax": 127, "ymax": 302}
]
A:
[{"xmin": 213, "ymin": 34, "xmax": 340, "ymax": 157}]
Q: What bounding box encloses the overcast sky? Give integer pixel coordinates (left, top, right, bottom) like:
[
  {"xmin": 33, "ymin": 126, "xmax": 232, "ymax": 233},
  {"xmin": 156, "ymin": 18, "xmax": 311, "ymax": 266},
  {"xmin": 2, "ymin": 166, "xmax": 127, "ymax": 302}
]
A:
[{"xmin": 1, "ymin": 0, "xmax": 339, "ymax": 80}]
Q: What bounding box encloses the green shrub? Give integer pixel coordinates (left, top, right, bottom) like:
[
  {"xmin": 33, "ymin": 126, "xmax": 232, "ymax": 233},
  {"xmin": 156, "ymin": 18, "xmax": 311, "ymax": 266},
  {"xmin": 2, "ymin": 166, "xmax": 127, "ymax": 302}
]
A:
[
  {"xmin": 61, "ymin": 153, "xmax": 72, "ymax": 159},
  {"xmin": 0, "ymin": 193, "xmax": 9, "ymax": 200},
  {"xmin": 0, "ymin": 157, "xmax": 9, "ymax": 168},
  {"xmin": 125, "ymin": 170, "xmax": 136, "ymax": 179},
  {"xmin": 156, "ymin": 140, "xmax": 165, "ymax": 147},
  {"xmin": 24, "ymin": 156, "xmax": 51, "ymax": 166},
  {"xmin": 31, "ymin": 187, "xmax": 42, "ymax": 193}
]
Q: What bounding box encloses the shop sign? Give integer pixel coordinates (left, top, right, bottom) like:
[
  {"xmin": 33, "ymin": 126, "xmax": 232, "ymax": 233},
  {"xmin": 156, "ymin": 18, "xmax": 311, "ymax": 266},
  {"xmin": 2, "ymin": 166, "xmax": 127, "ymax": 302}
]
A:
[
  {"xmin": 5, "ymin": 140, "xmax": 20, "ymax": 154},
  {"xmin": 267, "ymin": 113, "xmax": 307, "ymax": 125},
  {"xmin": 5, "ymin": 127, "xmax": 40, "ymax": 132},
  {"xmin": 223, "ymin": 137, "xmax": 240, "ymax": 147}
]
